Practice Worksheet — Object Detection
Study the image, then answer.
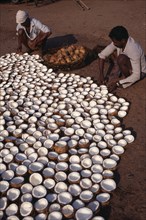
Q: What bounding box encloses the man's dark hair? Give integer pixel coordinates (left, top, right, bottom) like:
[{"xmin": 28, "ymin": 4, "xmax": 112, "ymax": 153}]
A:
[{"xmin": 109, "ymin": 26, "xmax": 129, "ymax": 41}]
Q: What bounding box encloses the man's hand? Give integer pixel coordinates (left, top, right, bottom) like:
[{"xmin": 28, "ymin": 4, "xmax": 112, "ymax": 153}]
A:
[
  {"xmin": 107, "ymin": 78, "xmax": 119, "ymax": 92},
  {"xmin": 107, "ymin": 82, "xmax": 117, "ymax": 92}
]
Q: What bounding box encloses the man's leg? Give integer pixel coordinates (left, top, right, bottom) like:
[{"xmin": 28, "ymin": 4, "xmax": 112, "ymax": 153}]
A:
[
  {"xmin": 117, "ymin": 54, "xmax": 132, "ymax": 77},
  {"xmin": 30, "ymin": 37, "xmax": 48, "ymax": 57},
  {"xmin": 34, "ymin": 37, "xmax": 48, "ymax": 56},
  {"xmin": 17, "ymin": 29, "xmax": 31, "ymax": 53},
  {"xmin": 105, "ymin": 51, "xmax": 120, "ymax": 82},
  {"xmin": 106, "ymin": 54, "xmax": 132, "ymax": 92},
  {"xmin": 30, "ymin": 31, "xmax": 49, "ymax": 56},
  {"xmin": 106, "ymin": 53, "xmax": 132, "ymax": 81}
]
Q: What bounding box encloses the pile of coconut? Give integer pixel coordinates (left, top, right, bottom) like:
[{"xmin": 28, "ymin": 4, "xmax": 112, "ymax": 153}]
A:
[
  {"xmin": 43, "ymin": 45, "xmax": 87, "ymax": 65},
  {"xmin": 0, "ymin": 53, "xmax": 135, "ymax": 220}
]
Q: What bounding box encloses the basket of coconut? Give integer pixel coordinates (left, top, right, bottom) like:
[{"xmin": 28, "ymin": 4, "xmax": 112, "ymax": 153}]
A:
[{"xmin": 43, "ymin": 44, "xmax": 91, "ymax": 71}]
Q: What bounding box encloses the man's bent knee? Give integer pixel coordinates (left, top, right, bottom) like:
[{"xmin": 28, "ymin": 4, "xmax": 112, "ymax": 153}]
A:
[
  {"xmin": 117, "ymin": 54, "xmax": 132, "ymax": 77},
  {"xmin": 117, "ymin": 54, "xmax": 130, "ymax": 65}
]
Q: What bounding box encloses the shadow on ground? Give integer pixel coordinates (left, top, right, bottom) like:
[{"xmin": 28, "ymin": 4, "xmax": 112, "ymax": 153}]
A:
[{"xmin": 46, "ymin": 34, "xmax": 78, "ymax": 49}]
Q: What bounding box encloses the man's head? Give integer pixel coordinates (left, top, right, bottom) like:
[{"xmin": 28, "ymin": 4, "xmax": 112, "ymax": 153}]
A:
[
  {"xmin": 16, "ymin": 10, "xmax": 30, "ymax": 27},
  {"xmin": 109, "ymin": 26, "xmax": 129, "ymax": 48}
]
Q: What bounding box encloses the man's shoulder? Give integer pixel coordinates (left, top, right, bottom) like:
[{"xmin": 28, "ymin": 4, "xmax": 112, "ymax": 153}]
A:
[
  {"xmin": 31, "ymin": 18, "xmax": 41, "ymax": 25},
  {"xmin": 126, "ymin": 36, "xmax": 143, "ymax": 55},
  {"xmin": 128, "ymin": 37, "xmax": 142, "ymax": 50}
]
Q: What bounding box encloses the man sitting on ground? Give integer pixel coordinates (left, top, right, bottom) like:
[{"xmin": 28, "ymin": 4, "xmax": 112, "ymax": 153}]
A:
[
  {"xmin": 16, "ymin": 10, "xmax": 52, "ymax": 55},
  {"xmin": 98, "ymin": 26, "xmax": 146, "ymax": 91}
]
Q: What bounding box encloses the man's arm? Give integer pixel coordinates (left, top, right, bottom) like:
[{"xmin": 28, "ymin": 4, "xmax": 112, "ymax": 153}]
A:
[
  {"xmin": 17, "ymin": 39, "xmax": 23, "ymax": 53},
  {"xmin": 36, "ymin": 31, "xmax": 52, "ymax": 44},
  {"xmin": 98, "ymin": 43, "xmax": 116, "ymax": 84},
  {"xmin": 16, "ymin": 24, "xmax": 23, "ymax": 53}
]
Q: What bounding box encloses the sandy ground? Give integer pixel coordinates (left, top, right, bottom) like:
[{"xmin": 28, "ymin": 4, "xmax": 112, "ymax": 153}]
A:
[{"xmin": 0, "ymin": 0, "xmax": 146, "ymax": 220}]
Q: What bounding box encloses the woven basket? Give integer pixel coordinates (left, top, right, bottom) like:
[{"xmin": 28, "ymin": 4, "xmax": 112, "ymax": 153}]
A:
[{"xmin": 43, "ymin": 45, "xmax": 92, "ymax": 71}]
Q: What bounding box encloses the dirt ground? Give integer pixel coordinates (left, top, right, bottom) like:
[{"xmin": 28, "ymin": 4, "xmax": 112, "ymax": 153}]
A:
[{"xmin": 0, "ymin": 0, "xmax": 146, "ymax": 220}]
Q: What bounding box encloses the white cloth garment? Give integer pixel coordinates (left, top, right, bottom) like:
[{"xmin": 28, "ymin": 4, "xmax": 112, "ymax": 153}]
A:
[
  {"xmin": 98, "ymin": 37, "xmax": 146, "ymax": 88},
  {"xmin": 16, "ymin": 18, "xmax": 51, "ymax": 40}
]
